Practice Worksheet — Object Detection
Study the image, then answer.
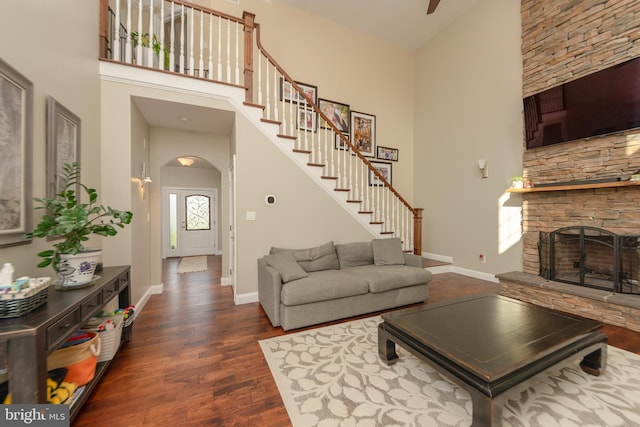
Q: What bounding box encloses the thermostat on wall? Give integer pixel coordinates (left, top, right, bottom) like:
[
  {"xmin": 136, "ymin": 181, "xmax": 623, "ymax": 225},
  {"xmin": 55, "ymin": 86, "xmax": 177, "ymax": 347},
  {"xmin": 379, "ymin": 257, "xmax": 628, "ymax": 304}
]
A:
[{"xmin": 265, "ymin": 194, "xmax": 277, "ymax": 206}]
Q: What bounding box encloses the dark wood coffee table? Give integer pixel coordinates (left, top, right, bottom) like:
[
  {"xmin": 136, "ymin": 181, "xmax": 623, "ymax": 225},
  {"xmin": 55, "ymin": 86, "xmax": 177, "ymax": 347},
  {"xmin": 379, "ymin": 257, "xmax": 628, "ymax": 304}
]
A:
[{"xmin": 378, "ymin": 294, "xmax": 607, "ymax": 427}]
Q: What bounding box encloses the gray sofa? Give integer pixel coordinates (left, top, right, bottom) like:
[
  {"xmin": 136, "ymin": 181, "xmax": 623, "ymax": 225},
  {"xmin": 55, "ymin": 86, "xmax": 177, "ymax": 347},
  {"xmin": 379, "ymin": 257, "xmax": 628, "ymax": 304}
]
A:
[{"xmin": 258, "ymin": 238, "xmax": 432, "ymax": 330}]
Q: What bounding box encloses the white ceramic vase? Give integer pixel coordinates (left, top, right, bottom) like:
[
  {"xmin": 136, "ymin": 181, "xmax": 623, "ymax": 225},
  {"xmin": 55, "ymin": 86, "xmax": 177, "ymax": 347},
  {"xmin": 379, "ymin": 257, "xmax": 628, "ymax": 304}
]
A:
[{"xmin": 57, "ymin": 249, "xmax": 102, "ymax": 287}]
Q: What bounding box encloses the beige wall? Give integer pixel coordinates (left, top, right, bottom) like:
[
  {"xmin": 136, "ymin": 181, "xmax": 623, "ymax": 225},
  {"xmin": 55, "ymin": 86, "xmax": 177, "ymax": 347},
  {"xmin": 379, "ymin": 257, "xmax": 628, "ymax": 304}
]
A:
[
  {"xmin": 233, "ymin": 112, "xmax": 374, "ymax": 297},
  {"xmin": 201, "ymin": 0, "xmax": 416, "ymax": 201},
  {"xmin": 413, "ymin": 0, "xmax": 523, "ymax": 275},
  {"xmin": 0, "ymin": 1, "xmax": 103, "ymax": 279}
]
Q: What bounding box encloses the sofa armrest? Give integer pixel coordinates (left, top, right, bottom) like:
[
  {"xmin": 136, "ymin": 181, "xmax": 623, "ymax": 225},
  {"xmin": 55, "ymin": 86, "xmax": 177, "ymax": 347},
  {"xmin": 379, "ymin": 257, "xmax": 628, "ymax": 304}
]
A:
[
  {"xmin": 258, "ymin": 258, "xmax": 282, "ymax": 327},
  {"xmin": 403, "ymin": 253, "xmax": 425, "ymax": 268}
]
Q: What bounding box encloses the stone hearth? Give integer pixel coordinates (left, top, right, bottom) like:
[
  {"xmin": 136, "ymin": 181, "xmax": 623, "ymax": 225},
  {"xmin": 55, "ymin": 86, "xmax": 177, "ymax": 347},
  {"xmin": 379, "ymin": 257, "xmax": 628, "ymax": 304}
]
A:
[{"xmin": 497, "ymin": 271, "xmax": 640, "ymax": 333}]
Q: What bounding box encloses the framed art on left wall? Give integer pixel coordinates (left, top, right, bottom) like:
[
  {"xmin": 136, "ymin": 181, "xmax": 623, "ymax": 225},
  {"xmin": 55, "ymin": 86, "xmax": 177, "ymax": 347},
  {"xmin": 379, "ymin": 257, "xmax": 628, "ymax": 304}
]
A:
[
  {"xmin": 0, "ymin": 58, "xmax": 33, "ymax": 247},
  {"xmin": 47, "ymin": 97, "xmax": 81, "ymax": 199}
]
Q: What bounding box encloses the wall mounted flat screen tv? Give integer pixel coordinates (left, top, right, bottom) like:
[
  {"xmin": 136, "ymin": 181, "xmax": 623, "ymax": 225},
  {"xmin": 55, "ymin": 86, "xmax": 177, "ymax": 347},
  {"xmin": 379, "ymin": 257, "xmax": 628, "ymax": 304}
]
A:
[{"xmin": 524, "ymin": 56, "xmax": 640, "ymax": 149}]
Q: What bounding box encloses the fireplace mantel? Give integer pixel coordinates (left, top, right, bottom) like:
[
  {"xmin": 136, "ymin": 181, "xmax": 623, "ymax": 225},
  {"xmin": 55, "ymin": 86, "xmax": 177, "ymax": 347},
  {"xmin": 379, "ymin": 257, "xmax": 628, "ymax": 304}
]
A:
[{"xmin": 507, "ymin": 180, "xmax": 640, "ymax": 193}]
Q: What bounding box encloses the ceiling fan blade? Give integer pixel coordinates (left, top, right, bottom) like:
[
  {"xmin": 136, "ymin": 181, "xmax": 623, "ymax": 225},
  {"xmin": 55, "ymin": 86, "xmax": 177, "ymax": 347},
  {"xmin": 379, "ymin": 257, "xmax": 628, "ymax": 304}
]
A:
[{"xmin": 427, "ymin": 0, "xmax": 441, "ymax": 14}]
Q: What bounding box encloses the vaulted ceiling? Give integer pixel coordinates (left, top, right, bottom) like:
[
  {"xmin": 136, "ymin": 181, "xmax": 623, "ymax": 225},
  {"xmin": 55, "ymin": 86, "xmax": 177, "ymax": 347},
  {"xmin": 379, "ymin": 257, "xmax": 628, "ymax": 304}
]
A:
[{"xmin": 275, "ymin": 0, "xmax": 481, "ymax": 51}]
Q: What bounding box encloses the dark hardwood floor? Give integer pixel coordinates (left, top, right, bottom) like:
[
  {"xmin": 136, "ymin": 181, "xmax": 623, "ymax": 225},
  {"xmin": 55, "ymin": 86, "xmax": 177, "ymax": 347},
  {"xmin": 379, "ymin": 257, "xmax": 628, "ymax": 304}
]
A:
[{"xmin": 73, "ymin": 256, "xmax": 640, "ymax": 426}]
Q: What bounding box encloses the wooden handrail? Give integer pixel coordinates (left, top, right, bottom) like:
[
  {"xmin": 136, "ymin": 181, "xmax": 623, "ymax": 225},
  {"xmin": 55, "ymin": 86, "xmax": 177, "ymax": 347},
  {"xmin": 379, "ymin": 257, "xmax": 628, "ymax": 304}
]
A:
[
  {"xmin": 253, "ymin": 24, "xmax": 419, "ymax": 217},
  {"xmin": 254, "ymin": 24, "xmax": 422, "ymax": 253}
]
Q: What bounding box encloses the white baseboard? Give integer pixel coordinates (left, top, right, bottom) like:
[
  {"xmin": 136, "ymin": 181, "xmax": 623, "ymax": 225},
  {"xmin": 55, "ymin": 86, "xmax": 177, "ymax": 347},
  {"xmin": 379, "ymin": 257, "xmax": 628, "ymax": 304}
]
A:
[
  {"xmin": 426, "ymin": 264, "xmax": 453, "ymax": 275},
  {"xmin": 422, "ymin": 251, "xmax": 454, "ymax": 264},
  {"xmin": 132, "ymin": 282, "xmax": 164, "ymax": 320},
  {"xmin": 235, "ymin": 291, "xmax": 258, "ymax": 305},
  {"xmin": 221, "ymin": 276, "xmax": 233, "ymax": 287},
  {"xmin": 450, "ymin": 266, "xmax": 499, "ymax": 283}
]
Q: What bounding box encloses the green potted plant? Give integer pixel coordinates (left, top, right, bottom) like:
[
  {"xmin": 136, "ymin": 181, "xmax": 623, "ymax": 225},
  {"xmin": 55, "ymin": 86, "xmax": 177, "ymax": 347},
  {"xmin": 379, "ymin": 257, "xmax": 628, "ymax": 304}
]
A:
[
  {"xmin": 511, "ymin": 176, "xmax": 524, "ymax": 189},
  {"xmin": 25, "ymin": 162, "xmax": 133, "ymax": 287},
  {"xmin": 131, "ymin": 31, "xmax": 169, "ymax": 69}
]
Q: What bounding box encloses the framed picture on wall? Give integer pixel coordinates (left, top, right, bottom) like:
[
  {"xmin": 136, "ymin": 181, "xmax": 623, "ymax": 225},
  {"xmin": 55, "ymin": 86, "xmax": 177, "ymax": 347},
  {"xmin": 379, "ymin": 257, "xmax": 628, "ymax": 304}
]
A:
[
  {"xmin": 47, "ymin": 97, "xmax": 81, "ymax": 200},
  {"xmin": 319, "ymin": 98, "xmax": 350, "ymax": 133},
  {"xmin": 280, "ymin": 78, "xmax": 318, "ymax": 105},
  {"xmin": 0, "ymin": 58, "xmax": 33, "ymax": 247},
  {"xmin": 335, "ymin": 133, "xmax": 350, "ymax": 151},
  {"xmin": 368, "ymin": 161, "xmax": 392, "ymax": 187},
  {"xmin": 376, "ymin": 146, "xmax": 398, "ymax": 161},
  {"xmin": 351, "ymin": 111, "xmax": 376, "ymax": 157},
  {"xmin": 296, "ymin": 106, "xmax": 317, "ymax": 132}
]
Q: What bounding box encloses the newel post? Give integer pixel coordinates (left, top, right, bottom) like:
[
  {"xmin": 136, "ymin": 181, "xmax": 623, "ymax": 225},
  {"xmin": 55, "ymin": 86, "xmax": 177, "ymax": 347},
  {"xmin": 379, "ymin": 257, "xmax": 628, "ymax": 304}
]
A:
[
  {"xmin": 413, "ymin": 208, "xmax": 423, "ymax": 256},
  {"xmin": 243, "ymin": 11, "xmax": 256, "ymax": 104},
  {"xmin": 98, "ymin": 0, "xmax": 109, "ymax": 59}
]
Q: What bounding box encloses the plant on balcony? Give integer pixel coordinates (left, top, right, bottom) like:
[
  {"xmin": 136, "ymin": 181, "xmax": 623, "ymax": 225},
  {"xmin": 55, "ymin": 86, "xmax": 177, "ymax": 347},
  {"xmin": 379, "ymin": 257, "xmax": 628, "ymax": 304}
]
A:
[{"xmin": 131, "ymin": 31, "xmax": 169, "ymax": 69}]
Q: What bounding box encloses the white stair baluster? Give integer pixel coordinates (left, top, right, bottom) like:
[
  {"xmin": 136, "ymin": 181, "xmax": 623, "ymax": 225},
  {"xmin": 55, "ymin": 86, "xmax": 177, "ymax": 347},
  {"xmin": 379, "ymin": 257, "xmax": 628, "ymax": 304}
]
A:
[
  {"xmin": 136, "ymin": 0, "xmax": 142, "ymax": 65},
  {"xmin": 257, "ymin": 53, "xmax": 262, "ymax": 106},
  {"xmin": 235, "ymin": 21, "xmax": 240, "ymax": 84},
  {"xmin": 226, "ymin": 18, "xmax": 231, "ymax": 83},
  {"xmin": 265, "ymin": 60, "xmax": 270, "ymax": 118},
  {"xmin": 199, "ymin": 11, "xmax": 204, "ymax": 77},
  {"xmin": 179, "ymin": 5, "xmax": 185, "ymax": 73},
  {"xmin": 169, "ymin": 2, "xmax": 175, "ymax": 72},
  {"xmin": 208, "ymin": 13, "xmax": 214, "ymax": 79},
  {"xmin": 217, "ymin": 16, "xmax": 222, "ymax": 80},
  {"xmin": 159, "ymin": 0, "xmax": 165, "ymax": 70},
  {"xmin": 113, "ymin": 0, "xmax": 121, "ymax": 61},
  {"xmin": 125, "ymin": 0, "xmax": 132, "ymax": 63},
  {"xmin": 147, "ymin": 0, "xmax": 153, "ymax": 67},
  {"xmin": 189, "ymin": 7, "xmax": 195, "ymax": 76},
  {"xmin": 273, "ymin": 63, "xmax": 278, "ymax": 123},
  {"xmin": 280, "ymin": 77, "xmax": 287, "ymax": 133}
]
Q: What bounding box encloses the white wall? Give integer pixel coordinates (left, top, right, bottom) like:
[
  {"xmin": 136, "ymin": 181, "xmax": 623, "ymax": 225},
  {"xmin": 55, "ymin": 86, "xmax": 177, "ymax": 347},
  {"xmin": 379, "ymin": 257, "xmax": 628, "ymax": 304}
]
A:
[{"xmin": 413, "ymin": 0, "xmax": 524, "ymax": 274}]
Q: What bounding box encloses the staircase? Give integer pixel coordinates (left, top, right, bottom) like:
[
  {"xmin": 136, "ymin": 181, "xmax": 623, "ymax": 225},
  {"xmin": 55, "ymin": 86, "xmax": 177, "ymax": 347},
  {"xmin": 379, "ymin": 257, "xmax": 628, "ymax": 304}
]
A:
[{"xmin": 99, "ymin": 0, "xmax": 423, "ymax": 254}]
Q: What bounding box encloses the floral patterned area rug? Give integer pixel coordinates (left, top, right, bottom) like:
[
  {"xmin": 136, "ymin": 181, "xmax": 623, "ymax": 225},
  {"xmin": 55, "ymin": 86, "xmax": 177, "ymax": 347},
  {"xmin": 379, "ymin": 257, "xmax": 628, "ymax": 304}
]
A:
[{"xmin": 259, "ymin": 316, "xmax": 640, "ymax": 427}]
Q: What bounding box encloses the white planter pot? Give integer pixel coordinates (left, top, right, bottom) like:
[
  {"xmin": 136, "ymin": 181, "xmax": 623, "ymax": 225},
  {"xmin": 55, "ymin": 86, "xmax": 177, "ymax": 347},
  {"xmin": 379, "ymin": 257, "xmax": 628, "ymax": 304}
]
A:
[{"xmin": 57, "ymin": 249, "xmax": 102, "ymax": 287}]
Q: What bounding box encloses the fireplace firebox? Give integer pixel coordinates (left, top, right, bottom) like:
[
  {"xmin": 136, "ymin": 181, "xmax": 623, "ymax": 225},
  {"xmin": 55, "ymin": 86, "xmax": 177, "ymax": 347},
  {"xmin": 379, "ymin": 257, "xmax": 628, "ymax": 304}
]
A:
[{"xmin": 539, "ymin": 226, "xmax": 640, "ymax": 294}]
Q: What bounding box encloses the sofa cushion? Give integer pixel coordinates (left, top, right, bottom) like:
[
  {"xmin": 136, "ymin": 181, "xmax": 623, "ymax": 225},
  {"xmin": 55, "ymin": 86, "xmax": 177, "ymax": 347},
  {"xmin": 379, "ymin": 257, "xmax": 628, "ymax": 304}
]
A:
[
  {"xmin": 280, "ymin": 270, "xmax": 369, "ymax": 306},
  {"xmin": 342, "ymin": 265, "xmax": 431, "ymax": 293},
  {"xmin": 335, "ymin": 242, "xmax": 374, "ymax": 268},
  {"xmin": 271, "ymin": 241, "xmax": 340, "ymax": 272},
  {"xmin": 372, "ymin": 238, "xmax": 406, "ymax": 266},
  {"xmin": 264, "ymin": 251, "xmax": 308, "ymax": 283}
]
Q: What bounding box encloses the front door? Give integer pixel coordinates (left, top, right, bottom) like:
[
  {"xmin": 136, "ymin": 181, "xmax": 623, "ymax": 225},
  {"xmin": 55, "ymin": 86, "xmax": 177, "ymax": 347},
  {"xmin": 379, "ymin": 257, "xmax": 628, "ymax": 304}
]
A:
[{"xmin": 164, "ymin": 187, "xmax": 218, "ymax": 258}]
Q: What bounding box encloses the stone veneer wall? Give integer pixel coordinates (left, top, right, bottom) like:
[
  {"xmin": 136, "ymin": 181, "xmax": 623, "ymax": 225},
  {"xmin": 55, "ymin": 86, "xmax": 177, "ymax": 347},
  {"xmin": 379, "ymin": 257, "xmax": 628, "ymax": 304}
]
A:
[
  {"xmin": 498, "ymin": 272, "xmax": 640, "ymax": 333},
  {"xmin": 520, "ymin": 0, "xmax": 640, "ymax": 275}
]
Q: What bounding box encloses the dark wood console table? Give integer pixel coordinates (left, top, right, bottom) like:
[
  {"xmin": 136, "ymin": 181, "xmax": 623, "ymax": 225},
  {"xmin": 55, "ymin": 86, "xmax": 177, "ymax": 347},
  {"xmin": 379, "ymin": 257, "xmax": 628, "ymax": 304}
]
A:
[{"xmin": 0, "ymin": 265, "xmax": 131, "ymax": 420}]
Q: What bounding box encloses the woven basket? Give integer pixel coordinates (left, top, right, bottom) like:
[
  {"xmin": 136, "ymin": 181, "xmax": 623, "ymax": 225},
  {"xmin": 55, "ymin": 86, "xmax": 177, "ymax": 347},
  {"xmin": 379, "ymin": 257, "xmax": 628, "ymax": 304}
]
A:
[
  {"xmin": 0, "ymin": 287, "xmax": 49, "ymax": 318},
  {"xmin": 47, "ymin": 331, "xmax": 100, "ymax": 387},
  {"xmin": 86, "ymin": 314, "xmax": 123, "ymax": 362}
]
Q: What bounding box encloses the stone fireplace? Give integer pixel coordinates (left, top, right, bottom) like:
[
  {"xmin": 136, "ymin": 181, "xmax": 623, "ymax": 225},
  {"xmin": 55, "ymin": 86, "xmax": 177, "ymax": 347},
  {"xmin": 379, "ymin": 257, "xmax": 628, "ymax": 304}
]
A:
[{"xmin": 498, "ymin": 0, "xmax": 640, "ymax": 332}]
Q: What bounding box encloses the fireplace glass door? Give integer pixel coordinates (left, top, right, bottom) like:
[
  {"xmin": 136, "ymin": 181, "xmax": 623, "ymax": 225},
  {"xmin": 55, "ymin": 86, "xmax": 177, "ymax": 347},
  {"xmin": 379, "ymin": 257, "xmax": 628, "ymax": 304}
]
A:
[{"xmin": 542, "ymin": 226, "xmax": 640, "ymax": 294}]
